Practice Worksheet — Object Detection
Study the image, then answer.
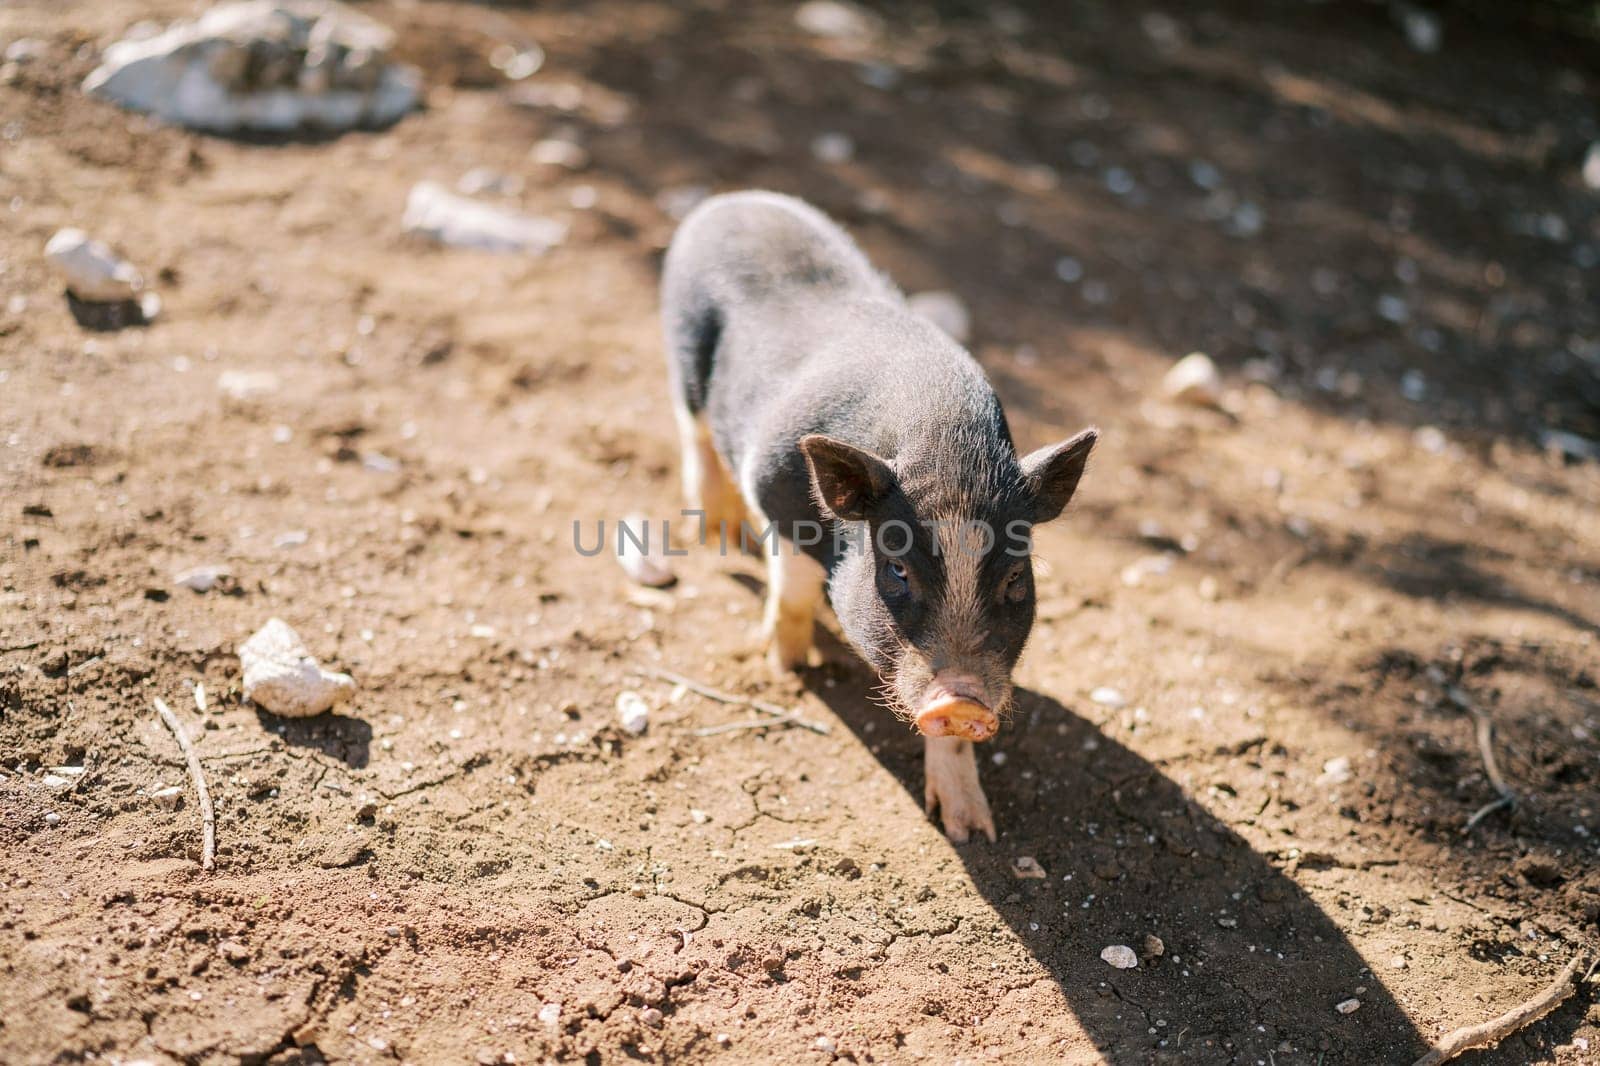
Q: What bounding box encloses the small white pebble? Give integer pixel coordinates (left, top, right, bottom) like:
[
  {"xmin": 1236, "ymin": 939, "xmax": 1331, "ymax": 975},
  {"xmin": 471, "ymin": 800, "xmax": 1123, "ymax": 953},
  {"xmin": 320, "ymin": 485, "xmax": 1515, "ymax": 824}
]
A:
[
  {"xmin": 616, "ymin": 690, "xmax": 650, "ymax": 735},
  {"xmin": 1335, "ymin": 998, "xmax": 1361, "ymax": 1015},
  {"xmin": 1100, "ymin": 944, "xmax": 1138, "ymax": 969}
]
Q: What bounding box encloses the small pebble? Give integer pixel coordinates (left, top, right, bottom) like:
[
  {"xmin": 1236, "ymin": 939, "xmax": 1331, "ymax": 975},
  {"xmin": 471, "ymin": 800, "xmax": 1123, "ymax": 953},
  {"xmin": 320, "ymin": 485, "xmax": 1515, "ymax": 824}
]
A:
[
  {"xmin": 1161, "ymin": 352, "xmax": 1223, "ymax": 407},
  {"xmin": 1090, "ymin": 686, "xmax": 1127, "ymax": 709},
  {"xmin": 1100, "ymin": 944, "xmax": 1138, "ymax": 969},
  {"xmin": 1335, "ymin": 997, "xmax": 1361, "ymax": 1015},
  {"xmin": 810, "ymin": 132, "xmax": 855, "ymax": 165},
  {"xmin": 795, "ymin": 1, "xmax": 877, "ymax": 39},
  {"xmin": 1011, "ymin": 855, "xmax": 1047, "ymax": 879},
  {"xmin": 174, "ymin": 565, "xmax": 229, "ymax": 592},
  {"xmin": 43, "ymin": 227, "xmax": 145, "ymax": 302},
  {"xmin": 813, "ymin": 1035, "xmax": 837, "ymax": 1054},
  {"xmin": 616, "ymin": 690, "xmax": 650, "ymax": 735},
  {"xmin": 1319, "ymin": 756, "xmax": 1352, "ymax": 785},
  {"xmin": 44, "ymin": 812, "xmax": 60, "ymax": 825}
]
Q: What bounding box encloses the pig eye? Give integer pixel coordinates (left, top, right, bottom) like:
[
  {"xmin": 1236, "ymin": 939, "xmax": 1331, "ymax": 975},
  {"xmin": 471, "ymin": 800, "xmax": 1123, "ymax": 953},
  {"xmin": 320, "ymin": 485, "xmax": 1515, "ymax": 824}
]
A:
[
  {"xmin": 883, "ymin": 559, "xmax": 910, "ymax": 592},
  {"xmin": 1004, "ymin": 566, "xmax": 1030, "ymax": 603}
]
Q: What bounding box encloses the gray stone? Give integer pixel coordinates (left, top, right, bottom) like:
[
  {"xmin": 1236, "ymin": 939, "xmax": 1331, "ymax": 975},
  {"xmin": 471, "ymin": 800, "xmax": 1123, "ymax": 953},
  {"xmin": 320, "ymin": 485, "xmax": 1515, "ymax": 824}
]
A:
[{"xmin": 83, "ymin": 1, "xmax": 419, "ymax": 134}]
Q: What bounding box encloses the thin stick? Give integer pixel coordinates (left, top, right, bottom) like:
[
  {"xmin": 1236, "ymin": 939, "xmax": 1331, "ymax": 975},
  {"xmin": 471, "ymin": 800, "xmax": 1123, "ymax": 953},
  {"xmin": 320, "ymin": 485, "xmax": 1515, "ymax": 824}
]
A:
[
  {"xmin": 154, "ymin": 697, "xmax": 216, "ymax": 871},
  {"xmin": 639, "ymin": 666, "xmax": 830, "ymax": 735},
  {"xmin": 1410, "ymin": 954, "xmax": 1589, "ymax": 1066},
  {"xmin": 1461, "ymin": 697, "xmax": 1515, "ymax": 834}
]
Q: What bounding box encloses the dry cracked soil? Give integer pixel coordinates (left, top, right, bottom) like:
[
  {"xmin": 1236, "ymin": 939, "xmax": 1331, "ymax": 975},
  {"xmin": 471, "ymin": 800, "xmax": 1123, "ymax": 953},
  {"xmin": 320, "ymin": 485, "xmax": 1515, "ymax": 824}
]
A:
[{"xmin": 2, "ymin": 1, "xmax": 1599, "ymax": 1064}]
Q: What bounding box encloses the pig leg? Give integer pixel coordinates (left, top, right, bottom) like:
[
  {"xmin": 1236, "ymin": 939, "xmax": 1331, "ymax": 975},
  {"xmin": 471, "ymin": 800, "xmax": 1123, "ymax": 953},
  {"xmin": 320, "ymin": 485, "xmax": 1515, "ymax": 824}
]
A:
[
  {"xmin": 674, "ymin": 406, "xmax": 745, "ymax": 542},
  {"xmin": 924, "ymin": 737, "xmax": 996, "ymax": 843},
  {"xmin": 762, "ymin": 545, "xmax": 826, "ymax": 673}
]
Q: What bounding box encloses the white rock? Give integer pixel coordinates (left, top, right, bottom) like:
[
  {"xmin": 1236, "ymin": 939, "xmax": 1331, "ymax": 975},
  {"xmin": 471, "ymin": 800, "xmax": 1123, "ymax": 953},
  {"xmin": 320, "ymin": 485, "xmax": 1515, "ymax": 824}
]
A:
[
  {"xmin": 795, "ymin": 1, "xmax": 878, "ymax": 39},
  {"xmin": 615, "ymin": 515, "xmax": 676, "ymax": 588},
  {"xmin": 43, "ymin": 229, "xmax": 144, "ymax": 302},
  {"xmin": 907, "ymin": 291, "xmax": 972, "ymax": 345},
  {"xmin": 1335, "ymin": 997, "xmax": 1361, "ymax": 1015},
  {"xmin": 174, "ymin": 565, "xmax": 230, "ymax": 592},
  {"xmin": 1161, "ymin": 352, "xmax": 1222, "ymax": 407},
  {"xmin": 537, "ymin": 1002, "xmax": 561, "ymax": 1027},
  {"xmin": 42, "ymin": 774, "xmax": 70, "ymax": 789},
  {"xmin": 1395, "ymin": 5, "xmax": 1441, "ymax": 54},
  {"xmin": 810, "ymin": 131, "xmax": 855, "ymax": 164},
  {"xmin": 813, "ymin": 1035, "xmax": 837, "ymax": 1054},
  {"xmin": 83, "ymin": 1, "xmax": 421, "ymax": 134},
  {"xmin": 529, "ymin": 138, "xmax": 588, "ymax": 169},
  {"xmin": 1090, "ymin": 686, "xmax": 1127, "ymax": 709},
  {"xmin": 1319, "ymin": 756, "xmax": 1353, "ymax": 785},
  {"xmin": 152, "ymin": 785, "xmax": 184, "ymax": 809},
  {"xmin": 1100, "ymin": 944, "xmax": 1138, "ymax": 969},
  {"xmin": 239, "ymin": 617, "xmax": 355, "ymax": 718},
  {"xmin": 218, "ymin": 369, "xmax": 280, "ymax": 400},
  {"xmin": 1010, "ymin": 855, "xmax": 1047, "ymax": 879},
  {"xmin": 616, "ymin": 690, "xmax": 650, "ymax": 735},
  {"xmin": 1119, "ymin": 553, "xmax": 1173, "ymax": 588},
  {"xmin": 402, "ymin": 181, "xmax": 566, "ymax": 254}
]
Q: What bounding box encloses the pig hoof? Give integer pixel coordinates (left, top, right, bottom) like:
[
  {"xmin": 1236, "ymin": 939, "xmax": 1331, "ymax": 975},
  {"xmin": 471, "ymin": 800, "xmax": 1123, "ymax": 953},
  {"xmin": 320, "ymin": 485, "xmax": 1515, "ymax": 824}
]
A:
[
  {"xmin": 924, "ymin": 771, "xmax": 996, "ymax": 844},
  {"xmin": 765, "ymin": 639, "xmax": 812, "ymax": 676}
]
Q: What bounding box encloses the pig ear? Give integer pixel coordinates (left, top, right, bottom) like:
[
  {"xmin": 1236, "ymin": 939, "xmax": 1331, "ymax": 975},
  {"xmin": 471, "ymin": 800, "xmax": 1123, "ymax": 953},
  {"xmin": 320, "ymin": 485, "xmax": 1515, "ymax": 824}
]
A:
[
  {"xmin": 1020, "ymin": 427, "xmax": 1099, "ymax": 523},
  {"xmin": 799, "ymin": 434, "xmax": 896, "ymax": 521}
]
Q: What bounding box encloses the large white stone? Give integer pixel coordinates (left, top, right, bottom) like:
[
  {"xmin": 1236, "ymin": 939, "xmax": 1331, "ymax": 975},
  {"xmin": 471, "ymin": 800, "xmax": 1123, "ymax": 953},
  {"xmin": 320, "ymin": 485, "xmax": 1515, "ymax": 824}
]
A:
[
  {"xmin": 83, "ymin": 1, "xmax": 420, "ymax": 134},
  {"xmin": 43, "ymin": 229, "xmax": 144, "ymax": 302},
  {"xmin": 402, "ymin": 181, "xmax": 567, "ymax": 254},
  {"xmin": 239, "ymin": 617, "xmax": 355, "ymax": 718}
]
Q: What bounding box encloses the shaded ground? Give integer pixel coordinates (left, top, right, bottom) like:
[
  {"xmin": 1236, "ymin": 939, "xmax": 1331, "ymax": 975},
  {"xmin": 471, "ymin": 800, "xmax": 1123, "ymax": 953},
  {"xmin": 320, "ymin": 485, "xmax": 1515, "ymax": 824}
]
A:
[{"xmin": 2, "ymin": 1, "xmax": 1598, "ymax": 1063}]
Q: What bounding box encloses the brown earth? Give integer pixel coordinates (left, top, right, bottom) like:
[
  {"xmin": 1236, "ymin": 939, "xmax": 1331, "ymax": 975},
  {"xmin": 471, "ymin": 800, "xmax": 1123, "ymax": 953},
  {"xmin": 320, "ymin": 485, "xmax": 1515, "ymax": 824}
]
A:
[{"xmin": 3, "ymin": 1, "xmax": 1599, "ymax": 1063}]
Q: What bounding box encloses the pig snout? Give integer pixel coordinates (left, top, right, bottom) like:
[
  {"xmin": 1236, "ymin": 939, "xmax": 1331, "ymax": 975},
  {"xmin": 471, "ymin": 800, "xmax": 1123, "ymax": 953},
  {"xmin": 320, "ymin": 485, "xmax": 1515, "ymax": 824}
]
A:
[{"xmin": 910, "ymin": 672, "xmax": 1004, "ymax": 743}]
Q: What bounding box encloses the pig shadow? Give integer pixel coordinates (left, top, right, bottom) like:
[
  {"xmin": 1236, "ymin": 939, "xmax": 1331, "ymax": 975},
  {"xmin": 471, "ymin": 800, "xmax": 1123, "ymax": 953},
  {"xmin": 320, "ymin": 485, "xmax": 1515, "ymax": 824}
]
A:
[{"xmin": 806, "ymin": 664, "xmax": 1432, "ymax": 1063}]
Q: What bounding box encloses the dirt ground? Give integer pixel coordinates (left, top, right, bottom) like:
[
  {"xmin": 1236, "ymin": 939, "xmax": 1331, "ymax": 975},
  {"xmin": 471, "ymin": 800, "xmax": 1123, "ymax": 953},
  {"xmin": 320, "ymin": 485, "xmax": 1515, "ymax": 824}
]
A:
[{"xmin": 3, "ymin": 1, "xmax": 1599, "ymax": 1063}]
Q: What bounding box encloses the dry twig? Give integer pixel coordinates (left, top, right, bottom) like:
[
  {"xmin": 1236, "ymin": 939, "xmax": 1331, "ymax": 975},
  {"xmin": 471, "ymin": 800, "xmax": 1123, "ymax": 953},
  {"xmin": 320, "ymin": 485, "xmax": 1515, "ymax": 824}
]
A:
[
  {"xmin": 639, "ymin": 666, "xmax": 830, "ymax": 735},
  {"xmin": 1410, "ymin": 953, "xmax": 1590, "ymax": 1066},
  {"xmin": 153, "ymin": 697, "xmax": 216, "ymax": 871},
  {"xmin": 1457, "ymin": 691, "xmax": 1515, "ymax": 834}
]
